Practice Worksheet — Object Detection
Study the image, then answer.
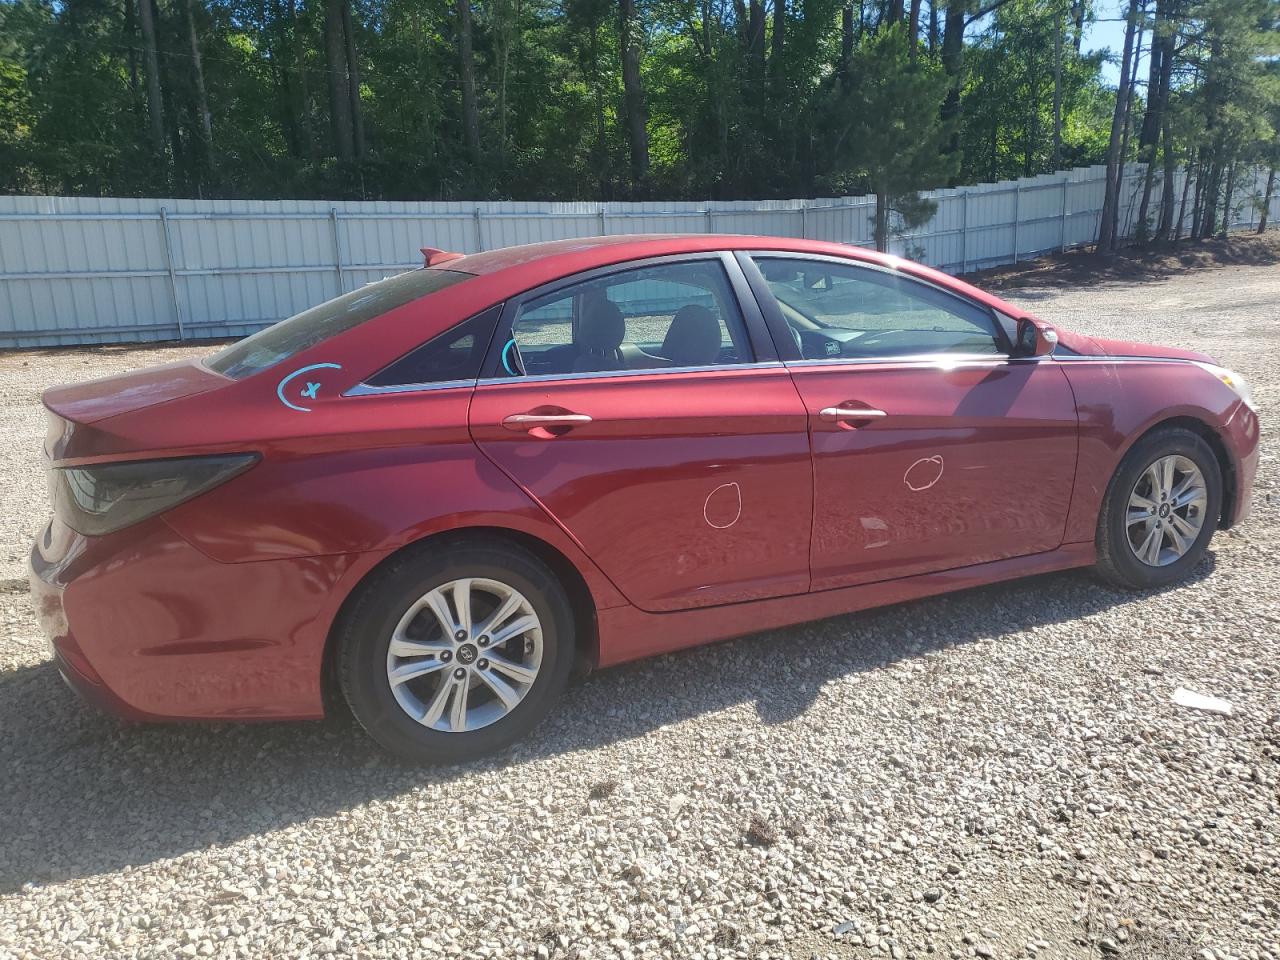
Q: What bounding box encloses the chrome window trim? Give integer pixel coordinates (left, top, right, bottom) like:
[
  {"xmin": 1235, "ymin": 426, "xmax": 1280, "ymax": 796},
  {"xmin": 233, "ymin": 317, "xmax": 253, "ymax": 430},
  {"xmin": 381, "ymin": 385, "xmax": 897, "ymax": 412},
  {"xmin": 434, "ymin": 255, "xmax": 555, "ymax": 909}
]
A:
[
  {"xmin": 344, "ymin": 360, "xmax": 787, "ymax": 396},
  {"xmin": 345, "ymin": 378, "xmax": 477, "ymax": 397},
  {"xmin": 785, "ymin": 352, "xmax": 1018, "ymax": 369},
  {"xmin": 476, "ymin": 360, "xmax": 785, "ymax": 387}
]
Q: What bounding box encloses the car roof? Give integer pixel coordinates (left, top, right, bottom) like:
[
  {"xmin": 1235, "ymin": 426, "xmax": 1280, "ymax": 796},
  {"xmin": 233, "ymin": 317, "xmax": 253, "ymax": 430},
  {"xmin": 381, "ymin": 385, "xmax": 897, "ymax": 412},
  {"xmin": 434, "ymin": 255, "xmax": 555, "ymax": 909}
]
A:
[{"xmin": 431, "ymin": 234, "xmax": 1023, "ymax": 318}]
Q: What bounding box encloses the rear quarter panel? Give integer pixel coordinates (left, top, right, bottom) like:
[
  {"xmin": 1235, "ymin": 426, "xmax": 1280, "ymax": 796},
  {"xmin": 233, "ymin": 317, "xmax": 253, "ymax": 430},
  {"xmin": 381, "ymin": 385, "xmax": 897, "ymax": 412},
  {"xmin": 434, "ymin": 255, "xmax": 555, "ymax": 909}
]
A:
[
  {"xmin": 151, "ymin": 384, "xmax": 628, "ymax": 611},
  {"xmin": 1058, "ymin": 358, "xmax": 1258, "ymax": 542}
]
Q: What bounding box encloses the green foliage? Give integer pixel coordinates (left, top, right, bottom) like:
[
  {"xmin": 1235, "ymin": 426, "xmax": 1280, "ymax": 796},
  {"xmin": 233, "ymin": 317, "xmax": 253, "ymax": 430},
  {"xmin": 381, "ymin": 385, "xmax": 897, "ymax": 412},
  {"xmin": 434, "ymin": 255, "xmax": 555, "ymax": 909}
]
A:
[
  {"xmin": 0, "ymin": 0, "xmax": 1274, "ymax": 211},
  {"xmin": 831, "ymin": 23, "xmax": 955, "ymax": 247}
]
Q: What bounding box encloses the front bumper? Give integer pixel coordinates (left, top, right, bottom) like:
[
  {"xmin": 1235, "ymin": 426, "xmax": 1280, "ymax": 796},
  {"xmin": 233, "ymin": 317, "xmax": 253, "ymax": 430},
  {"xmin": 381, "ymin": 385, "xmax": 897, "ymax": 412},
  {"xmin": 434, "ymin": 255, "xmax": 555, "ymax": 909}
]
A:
[
  {"xmin": 28, "ymin": 516, "xmax": 367, "ymax": 721},
  {"xmin": 1223, "ymin": 399, "xmax": 1260, "ymax": 528}
]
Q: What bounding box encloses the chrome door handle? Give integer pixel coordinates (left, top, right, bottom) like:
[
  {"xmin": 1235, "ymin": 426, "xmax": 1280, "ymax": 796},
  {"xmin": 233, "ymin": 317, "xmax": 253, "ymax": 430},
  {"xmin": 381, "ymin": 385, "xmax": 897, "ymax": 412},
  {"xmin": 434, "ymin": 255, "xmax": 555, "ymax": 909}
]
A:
[
  {"xmin": 819, "ymin": 406, "xmax": 888, "ymax": 422},
  {"xmin": 502, "ymin": 413, "xmax": 593, "ymax": 430}
]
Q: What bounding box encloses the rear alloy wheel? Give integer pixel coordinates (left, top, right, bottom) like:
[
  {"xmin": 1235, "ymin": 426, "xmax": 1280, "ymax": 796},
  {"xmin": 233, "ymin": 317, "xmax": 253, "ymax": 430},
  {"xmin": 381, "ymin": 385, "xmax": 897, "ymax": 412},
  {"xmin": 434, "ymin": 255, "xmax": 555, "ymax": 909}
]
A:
[
  {"xmin": 386, "ymin": 578, "xmax": 543, "ymax": 733},
  {"xmin": 1096, "ymin": 427, "xmax": 1222, "ymax": 589},
  {"xmin": 337, "ymin": 540, "xmax": 574, "ymax": 762}
]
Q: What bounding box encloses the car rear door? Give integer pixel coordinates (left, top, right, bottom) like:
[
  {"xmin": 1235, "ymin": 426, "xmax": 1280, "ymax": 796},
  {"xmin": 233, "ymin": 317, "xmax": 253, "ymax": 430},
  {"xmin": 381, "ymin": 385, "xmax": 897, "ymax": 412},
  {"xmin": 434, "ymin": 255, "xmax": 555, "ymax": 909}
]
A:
[
  {"xmin": 741, "ymin": 252, "xmax": 1078, "ymax": 591},
  {"xmin": 468, "ymin": 253, "xmax": 814, "ymax": 613}
]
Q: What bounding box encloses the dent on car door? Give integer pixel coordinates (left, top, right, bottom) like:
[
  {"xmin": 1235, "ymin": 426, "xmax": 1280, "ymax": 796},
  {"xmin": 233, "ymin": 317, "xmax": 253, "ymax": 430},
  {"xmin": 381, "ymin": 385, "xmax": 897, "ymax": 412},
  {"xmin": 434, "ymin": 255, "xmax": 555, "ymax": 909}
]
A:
[
  {"xmin": 743, "ymin": 253, "xmax": 1079, "ymax": 590},
  {"xmin": 467, "ymin": 254, "xmax": 814, "ymax": 613}
]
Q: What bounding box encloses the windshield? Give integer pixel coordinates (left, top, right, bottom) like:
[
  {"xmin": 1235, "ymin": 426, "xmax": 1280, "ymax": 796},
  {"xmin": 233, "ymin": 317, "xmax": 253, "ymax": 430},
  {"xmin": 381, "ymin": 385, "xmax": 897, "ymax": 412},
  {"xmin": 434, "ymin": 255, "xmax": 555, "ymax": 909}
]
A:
[{"xmin": 207, "ymin": 268, "xmax": 471, "ymax": 379}]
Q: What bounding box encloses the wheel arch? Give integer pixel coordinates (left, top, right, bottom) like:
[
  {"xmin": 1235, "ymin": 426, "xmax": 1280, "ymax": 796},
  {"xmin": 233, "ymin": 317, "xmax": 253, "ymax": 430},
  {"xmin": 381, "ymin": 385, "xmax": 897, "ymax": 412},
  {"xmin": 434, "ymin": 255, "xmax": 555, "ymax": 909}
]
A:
[
  {"xmin": 320, "ymin": 526, "xmax": 602, "ymax": 716},
  {"xmin": 1118, "ymin": 415, "xmax": 1237, "ymax": 529}
]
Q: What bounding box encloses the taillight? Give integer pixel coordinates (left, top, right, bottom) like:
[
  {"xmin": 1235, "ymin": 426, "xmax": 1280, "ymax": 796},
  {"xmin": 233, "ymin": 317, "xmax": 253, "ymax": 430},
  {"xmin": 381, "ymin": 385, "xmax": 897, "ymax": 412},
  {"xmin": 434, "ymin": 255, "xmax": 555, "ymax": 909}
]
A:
[{"xmin": 51, "ymin": 454, "xmax": 258, "ymax": 537}]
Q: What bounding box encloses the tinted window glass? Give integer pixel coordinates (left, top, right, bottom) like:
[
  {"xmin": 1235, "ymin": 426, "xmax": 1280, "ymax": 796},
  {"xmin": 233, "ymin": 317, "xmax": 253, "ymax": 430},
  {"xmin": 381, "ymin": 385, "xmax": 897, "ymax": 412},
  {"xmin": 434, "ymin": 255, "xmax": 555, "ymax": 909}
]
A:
[
  {"xmin": 208, "ymin": 268, "xmax": 471, "ymax": 379},
  {"xmin": 366, "ymin": 305, "xmax": 502, "ymax": 387},
  {"xmin": 752, "ymin": 257, "xmax": 1001, "ymax": 360},
  {"xmin": 500, "ymin": 260, "xmax": 751, "ymax": 377}
]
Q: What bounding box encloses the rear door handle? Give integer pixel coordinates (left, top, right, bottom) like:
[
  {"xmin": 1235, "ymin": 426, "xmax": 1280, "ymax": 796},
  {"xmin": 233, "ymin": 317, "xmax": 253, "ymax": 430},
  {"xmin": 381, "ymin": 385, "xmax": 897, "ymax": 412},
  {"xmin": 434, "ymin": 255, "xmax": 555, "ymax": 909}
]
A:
[
  {"xmin": 819, "ymin": 406, "xmax": 888, "ymax": 422},
  {"xmin": 502, "ymin": 412, "xmax": 593, "ymax": 430}
]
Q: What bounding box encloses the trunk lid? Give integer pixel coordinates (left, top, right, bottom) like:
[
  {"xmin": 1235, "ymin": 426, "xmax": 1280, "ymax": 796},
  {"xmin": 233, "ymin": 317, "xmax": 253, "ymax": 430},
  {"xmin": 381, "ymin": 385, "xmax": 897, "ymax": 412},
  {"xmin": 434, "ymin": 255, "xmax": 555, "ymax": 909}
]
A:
[
  {"xmin": 41, "ymin": 360, "xmax": 227, "ymax": 427},
  {"xmin": 42, "ymin": 359, "xmax": 229, "ymax": 462}
]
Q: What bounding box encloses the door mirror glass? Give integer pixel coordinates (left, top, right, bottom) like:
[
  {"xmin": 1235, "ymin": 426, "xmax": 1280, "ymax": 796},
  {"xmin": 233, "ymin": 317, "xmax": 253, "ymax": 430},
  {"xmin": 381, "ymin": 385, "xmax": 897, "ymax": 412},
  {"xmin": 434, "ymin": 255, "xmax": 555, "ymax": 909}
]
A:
[{"xmin": 1015, "ymin": 317, "xmax": 1057, "ymax": 357}]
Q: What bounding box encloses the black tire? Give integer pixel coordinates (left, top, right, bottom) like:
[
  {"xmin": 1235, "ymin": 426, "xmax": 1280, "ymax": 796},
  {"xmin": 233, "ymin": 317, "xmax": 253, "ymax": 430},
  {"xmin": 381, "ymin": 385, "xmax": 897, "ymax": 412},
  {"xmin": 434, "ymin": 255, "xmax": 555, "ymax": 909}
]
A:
[
  {"xmin": 1095, "ymin": 426, "xmax": 1222, "ymax": 590},
  {"xmin": 336, "ymin": 538, "xmax": 575, "ymax": 763}
]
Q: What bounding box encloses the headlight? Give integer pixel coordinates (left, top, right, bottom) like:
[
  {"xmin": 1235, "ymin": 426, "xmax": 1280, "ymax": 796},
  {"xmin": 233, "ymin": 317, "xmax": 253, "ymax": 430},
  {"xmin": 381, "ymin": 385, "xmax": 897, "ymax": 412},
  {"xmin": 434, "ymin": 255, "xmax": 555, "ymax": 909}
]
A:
[
  {"xmin": 1196, "ymin": 363, "xmax": 1254, "ymax": 410},
  {"xmin": 51, "ymin": 454, "xmax": 258, "ymax": 536}
]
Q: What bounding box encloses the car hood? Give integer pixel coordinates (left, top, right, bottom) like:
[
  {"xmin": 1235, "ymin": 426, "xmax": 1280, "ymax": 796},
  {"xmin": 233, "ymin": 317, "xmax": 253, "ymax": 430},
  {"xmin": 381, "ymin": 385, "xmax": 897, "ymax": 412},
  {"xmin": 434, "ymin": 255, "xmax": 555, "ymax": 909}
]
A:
[
  {"xmin": 41, "ymin": 360, "xmax": 227, "ymax": 426},
  {"xmin": 1054, "ymin": 329, "xmax": 1215, "ymax": 364}
]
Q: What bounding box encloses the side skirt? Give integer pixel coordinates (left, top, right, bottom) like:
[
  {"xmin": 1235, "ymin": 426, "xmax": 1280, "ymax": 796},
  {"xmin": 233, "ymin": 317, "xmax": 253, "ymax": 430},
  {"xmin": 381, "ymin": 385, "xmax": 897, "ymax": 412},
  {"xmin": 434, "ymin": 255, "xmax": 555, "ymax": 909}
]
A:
[{"xmin": 595, "ymin": 542, "xmax": 1097, "ymax": 668}]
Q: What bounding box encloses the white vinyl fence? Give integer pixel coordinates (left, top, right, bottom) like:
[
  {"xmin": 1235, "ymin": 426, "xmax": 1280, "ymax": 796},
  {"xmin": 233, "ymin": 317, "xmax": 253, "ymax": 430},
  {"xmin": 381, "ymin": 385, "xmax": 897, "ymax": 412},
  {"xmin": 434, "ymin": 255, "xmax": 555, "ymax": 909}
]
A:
[{"xmin": 0, "ymin": 164, "xmax": 1274, "ymax": 348}]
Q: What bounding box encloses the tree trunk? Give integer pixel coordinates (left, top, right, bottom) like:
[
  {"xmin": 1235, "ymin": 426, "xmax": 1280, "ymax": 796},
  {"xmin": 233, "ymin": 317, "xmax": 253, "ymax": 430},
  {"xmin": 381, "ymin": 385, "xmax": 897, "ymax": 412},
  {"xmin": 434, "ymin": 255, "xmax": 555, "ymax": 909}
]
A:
[
  {"xmin": 928, "ymin": 0, "xmax": 938, "ymax": 52},
  {"xmin": 288, "ymin": 0, "xmax": 316, "ymax": 161},
  {"xmin": 136, "ymin": 0, "xmax": 167, "ymax": 161},
  {"xmin": 455, "ymin": 0, "xmax": 481, "ymax": 163},
  {"xmin": 907, "ymin": 0, "xmax": 921, "ymax": 53},
  {"xmin": 618, "ymin": 0, "xmax": 650, "ymax": 185},
  {"xmin": 183, "ymin": 0, "xmax": 214, "ymax": 165},
  {"xmin": 746, "ymin": 0, "xmax": 766, "ymax": 74},
  {"xmin": 1109, "ymin": 22, "xmax": 1143, "ymax": 246},
  {"xmin": 1219, "ymin": 160, "xmax": 1236, "ymax": 237},
  {"xmin": 1259, "ymin": 167, "xmax": 1275, "ymax": 234},
  {"xmin": 1174, "ymin": 158, "xmax": 1194, "ymax": 242},
  {"xmin": 1136, "ymin": 2, "xmax": 1173, "ymax": 241},
  {"xmin": 875, "ymin": 190, "xmax": 889, "ymax": 252},
  {"xmin": 1070, "ymin": 0, "xmax": 1084, "ymax": 52},
  {"xmin": 325, "ymin": 0, "xmax": 354, "ymax": 161},
  {"xmin": 887, "ymin": 0, "xmax": 904, "ymax": 24},
  {"xmin": 1052, "ymin": 0, "xmax": 1062, "ymax": 169},
  {"xmin": 341, "ymin": 0, "xmax": 365, "ymax": 159},
  {"xmin": 771, "ymin": 0, "xmax": 785, "ymax": 68},
  {"xmin": 1097, "ymin": 0, "xmax": 1139, "ymax": 251},
  {"xmin": 940, "ymin": 1, "xmax": 964, "ymax": 165},
  {"xmin": 840, "ymin": 4, "xmax": 854, "ymax": 85},
  {"xmin": 1155, "ymin": 105, "xmax": 1177, "ymax": 242}
]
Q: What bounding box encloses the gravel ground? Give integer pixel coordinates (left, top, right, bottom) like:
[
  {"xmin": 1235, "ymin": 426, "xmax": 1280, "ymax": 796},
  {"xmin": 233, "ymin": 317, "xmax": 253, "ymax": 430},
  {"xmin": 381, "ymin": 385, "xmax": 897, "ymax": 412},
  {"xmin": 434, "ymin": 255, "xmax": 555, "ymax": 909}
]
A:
[{"xmin": 1, "ymin": 242, "xmax": 1278, "ymax": 960}]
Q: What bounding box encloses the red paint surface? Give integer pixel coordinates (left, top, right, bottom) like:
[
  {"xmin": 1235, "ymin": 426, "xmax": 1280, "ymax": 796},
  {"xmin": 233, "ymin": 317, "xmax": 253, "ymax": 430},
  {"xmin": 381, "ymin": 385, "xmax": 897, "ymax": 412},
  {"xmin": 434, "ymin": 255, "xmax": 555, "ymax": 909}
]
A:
[{"xmin": 29, "ymin": 235, "xmax": 1260, "ymax": 721}]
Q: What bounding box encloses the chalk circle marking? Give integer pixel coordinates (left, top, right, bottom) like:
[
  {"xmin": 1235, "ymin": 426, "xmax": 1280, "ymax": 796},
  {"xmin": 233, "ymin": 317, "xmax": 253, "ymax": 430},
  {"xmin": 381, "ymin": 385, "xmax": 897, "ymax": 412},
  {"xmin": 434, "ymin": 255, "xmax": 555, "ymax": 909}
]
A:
[
  {"xmin": 905, "ymin": 455, "xmax": 945, "ymax": 492},
  {"xmin": 704, "ymin": 481, "xmax": 743, "ymax": 529},
  {"xmin": 277, "ymin": 362, "xmax": 343, "ymax": 413}
]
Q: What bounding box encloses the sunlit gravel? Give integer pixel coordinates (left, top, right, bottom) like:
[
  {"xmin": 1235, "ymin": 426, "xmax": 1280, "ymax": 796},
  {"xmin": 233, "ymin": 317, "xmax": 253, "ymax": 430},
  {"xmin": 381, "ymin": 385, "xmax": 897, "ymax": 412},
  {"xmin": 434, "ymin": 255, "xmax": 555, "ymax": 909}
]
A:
[{"xmin": 1, "ymin": 248, "xmax": 1277, "ymax": 960}]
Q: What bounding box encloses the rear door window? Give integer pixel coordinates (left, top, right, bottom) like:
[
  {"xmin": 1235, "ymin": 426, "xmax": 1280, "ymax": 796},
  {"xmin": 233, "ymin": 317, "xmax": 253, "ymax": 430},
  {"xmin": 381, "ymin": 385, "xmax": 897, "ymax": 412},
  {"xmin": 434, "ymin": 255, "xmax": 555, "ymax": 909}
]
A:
[
  {"xmin": 207, "ymin": 268, "xmax": 471, "ymax": 379},
  {"xmin": 498, "ymin": 260, "xmax": 752, "ymax": 377}
]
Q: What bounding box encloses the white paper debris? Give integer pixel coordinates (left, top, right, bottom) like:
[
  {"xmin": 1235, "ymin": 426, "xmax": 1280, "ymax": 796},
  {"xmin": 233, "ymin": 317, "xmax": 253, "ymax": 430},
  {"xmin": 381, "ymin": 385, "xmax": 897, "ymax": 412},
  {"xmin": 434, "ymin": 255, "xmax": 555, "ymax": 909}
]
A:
[{"xmin": 1172, "ymin": 687, "xmax": 1234, "ymax": 716}]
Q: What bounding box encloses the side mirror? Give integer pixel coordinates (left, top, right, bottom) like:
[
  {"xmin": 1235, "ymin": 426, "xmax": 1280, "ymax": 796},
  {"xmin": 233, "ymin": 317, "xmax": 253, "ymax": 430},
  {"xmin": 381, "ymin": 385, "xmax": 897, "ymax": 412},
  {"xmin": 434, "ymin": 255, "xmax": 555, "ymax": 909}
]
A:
[{"xmin": 1015, "ymin": 317, "xmax": 1058, "ymax": 358}]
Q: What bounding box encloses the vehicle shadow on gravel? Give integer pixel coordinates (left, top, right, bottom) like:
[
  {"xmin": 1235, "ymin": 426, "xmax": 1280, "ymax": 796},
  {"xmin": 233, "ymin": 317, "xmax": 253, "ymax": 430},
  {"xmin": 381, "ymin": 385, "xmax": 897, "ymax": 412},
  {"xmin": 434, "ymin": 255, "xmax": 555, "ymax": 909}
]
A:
[{"xmin": 0, "ymin": 557, "xmax": 1214, "ymax": 892}]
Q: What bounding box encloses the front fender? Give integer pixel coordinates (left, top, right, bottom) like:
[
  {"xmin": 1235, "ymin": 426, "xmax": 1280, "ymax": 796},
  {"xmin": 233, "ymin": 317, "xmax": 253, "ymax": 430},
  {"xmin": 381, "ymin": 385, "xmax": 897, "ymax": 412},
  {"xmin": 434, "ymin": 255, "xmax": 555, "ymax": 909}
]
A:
[{"xmin": 1057, "ymin": 358, "xmax": 1254, "ymax": 542}]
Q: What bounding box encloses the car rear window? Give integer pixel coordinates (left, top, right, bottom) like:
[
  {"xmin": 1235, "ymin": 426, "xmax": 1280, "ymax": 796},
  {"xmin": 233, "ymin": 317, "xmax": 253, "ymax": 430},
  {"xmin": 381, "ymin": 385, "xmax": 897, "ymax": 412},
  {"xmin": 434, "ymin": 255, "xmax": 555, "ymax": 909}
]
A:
[{"xmin": 207, "ymin": 268, "xmax": 471, "ymax": 379}]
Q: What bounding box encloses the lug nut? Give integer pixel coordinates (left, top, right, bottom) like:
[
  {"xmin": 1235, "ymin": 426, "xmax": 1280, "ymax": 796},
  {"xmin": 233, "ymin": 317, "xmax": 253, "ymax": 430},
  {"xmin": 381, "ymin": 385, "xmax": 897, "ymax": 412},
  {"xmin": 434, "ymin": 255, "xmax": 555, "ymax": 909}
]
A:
[
  {"xmin": 477, "ymin": 659, "xmax": 489, "ymax": 670},
  {"xmin": 455, "ymin": 630, "xmax": 466, "ymax": 641},
  {"xmin": 441, "ymin": 650, "xmax": 452, "ymax": 662},
  {"xmin": 453, "ymin": 667, "xmax": 466, "ymax": 680},
  {"xmin": 477, "ymin": 635, "xmax": 489, "ymax": 647}
]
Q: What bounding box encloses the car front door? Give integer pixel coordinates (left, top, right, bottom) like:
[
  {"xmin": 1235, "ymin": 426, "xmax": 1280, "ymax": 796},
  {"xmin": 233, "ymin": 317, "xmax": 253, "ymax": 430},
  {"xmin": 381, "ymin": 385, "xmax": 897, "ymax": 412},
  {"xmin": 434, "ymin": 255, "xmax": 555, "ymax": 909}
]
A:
[
  {"xmin": 742, "ymin": 252, "xmax": 1078, "ymax": 591},
  {"xmin": 468, "ymin": 253, "xmax": 814, "ymax": 613}
]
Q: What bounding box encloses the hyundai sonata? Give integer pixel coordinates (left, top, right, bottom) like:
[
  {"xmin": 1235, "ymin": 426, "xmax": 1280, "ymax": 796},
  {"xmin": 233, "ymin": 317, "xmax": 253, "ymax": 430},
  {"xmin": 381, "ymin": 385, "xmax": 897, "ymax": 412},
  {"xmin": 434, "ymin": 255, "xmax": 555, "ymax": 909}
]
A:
[{"xmin": 29, "ymin": 236, "xmax": 1259, "ymax": 761}]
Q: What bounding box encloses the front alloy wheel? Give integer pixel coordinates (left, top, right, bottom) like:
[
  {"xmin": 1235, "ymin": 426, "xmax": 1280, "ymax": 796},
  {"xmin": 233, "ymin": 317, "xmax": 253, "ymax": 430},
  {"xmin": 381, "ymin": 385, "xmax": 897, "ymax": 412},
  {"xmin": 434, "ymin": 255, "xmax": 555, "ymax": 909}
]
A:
[
  {"xmin": 1096, "ymin": 426, "xmax": 1222, "ymax": 590},
  {"xmin": 1125, "ymin": 455, "xmax": 1208, "ymax": 567}
]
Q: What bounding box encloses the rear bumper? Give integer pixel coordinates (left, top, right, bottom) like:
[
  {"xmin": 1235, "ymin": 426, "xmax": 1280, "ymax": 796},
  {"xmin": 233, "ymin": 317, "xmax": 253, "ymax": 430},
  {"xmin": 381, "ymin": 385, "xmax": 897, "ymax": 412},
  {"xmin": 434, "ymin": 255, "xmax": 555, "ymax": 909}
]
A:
[{"xmin": 28, "ymin": 517, "xmax": 370, "ymax": 721}]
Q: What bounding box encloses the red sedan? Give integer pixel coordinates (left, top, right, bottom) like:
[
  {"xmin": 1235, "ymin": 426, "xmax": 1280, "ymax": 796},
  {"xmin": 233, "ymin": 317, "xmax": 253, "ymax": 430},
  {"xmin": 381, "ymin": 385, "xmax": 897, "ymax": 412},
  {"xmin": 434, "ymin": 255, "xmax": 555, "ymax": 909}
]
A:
[{"xmin": 30, "ymin": 236, "xmax": 1259, "ymax": 761}]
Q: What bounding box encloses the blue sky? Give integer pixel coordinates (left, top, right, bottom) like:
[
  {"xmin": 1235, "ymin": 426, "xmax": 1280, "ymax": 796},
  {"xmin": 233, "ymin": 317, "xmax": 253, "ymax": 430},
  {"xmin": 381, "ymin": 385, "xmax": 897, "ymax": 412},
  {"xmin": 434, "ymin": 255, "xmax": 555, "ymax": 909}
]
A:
[{"xmin": 1084, "ymin": 0, "xmax": 1135, "ymax": 86}]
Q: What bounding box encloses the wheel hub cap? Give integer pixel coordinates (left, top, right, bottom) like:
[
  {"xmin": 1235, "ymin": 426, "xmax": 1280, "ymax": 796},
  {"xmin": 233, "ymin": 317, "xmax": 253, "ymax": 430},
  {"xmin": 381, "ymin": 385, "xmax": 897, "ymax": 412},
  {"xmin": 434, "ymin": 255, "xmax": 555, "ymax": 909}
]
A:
[
  {"xmin": 384, "ymin": 577, "xmax": 544, "ymax": 733},
  {"xmin": 1125, "ymin": 454, "xmax": 1207, "ymax": 568}
]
